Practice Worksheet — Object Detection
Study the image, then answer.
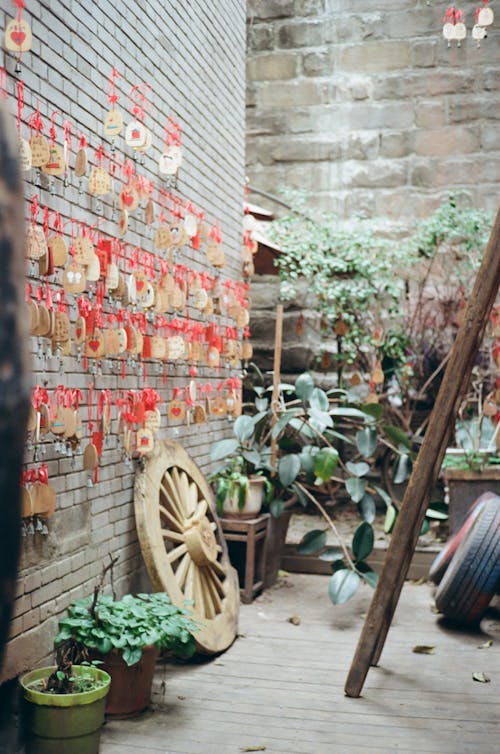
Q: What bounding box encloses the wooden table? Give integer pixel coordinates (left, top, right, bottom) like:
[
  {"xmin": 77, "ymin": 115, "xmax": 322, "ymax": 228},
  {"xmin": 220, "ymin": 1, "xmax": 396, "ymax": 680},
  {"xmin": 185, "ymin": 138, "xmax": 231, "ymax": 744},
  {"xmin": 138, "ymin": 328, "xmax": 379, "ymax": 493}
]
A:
[{"xmin": 220, "ymin": 514, "xmax": 270, "ymax": 603}]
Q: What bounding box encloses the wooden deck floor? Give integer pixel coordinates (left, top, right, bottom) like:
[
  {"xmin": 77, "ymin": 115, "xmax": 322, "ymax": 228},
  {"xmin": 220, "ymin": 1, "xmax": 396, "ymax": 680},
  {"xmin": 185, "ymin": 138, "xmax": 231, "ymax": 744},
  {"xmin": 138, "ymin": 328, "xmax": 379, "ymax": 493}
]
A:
[{"xmin": 101, "ymin": 574, "xmax": 500, "ymax": 754}]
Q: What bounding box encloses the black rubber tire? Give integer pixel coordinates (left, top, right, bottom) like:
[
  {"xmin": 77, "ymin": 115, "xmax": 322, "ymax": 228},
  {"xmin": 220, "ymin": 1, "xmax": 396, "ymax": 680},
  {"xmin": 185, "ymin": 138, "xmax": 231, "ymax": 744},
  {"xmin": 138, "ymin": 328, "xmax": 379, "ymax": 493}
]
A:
[
  {"xmin": 429, "ymin": 492, "xmax": 499, "ymax": 585},
  {"xmin": 435, "ymin": 497, "xmax": 500, "ymax": 625}
]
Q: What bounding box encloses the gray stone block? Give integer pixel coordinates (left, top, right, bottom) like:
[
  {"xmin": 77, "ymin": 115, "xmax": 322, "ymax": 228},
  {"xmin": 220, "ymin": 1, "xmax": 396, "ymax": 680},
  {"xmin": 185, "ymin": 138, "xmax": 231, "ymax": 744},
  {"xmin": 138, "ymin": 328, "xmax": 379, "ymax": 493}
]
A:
[
  {"xmin": 248, "ymin": 0, "xmax": 295, "ymax": 20},
  {"xmin": 277, "ymin": 19, "xmax": 325, "ymax": 48}
]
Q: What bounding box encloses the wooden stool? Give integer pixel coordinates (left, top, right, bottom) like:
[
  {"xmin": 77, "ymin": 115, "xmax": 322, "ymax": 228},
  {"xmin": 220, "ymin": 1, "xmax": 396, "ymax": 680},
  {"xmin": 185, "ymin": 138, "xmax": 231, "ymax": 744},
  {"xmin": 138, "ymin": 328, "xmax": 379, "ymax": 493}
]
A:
[{"xmin": 220, "ymin": 514, "xmax": 269, "ymax": 603}]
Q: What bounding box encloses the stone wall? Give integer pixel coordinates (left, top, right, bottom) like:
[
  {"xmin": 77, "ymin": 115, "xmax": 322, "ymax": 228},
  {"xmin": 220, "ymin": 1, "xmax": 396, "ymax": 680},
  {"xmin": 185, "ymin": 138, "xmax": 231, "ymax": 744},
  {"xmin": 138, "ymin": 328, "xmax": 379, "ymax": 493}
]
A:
[
  {"xmin": 247, "ymin": 0, "xmax": 500, "ymax": 222},
  {"xmin": 0, "ymin": 0, "xmax": 245, "ymax": 684}
]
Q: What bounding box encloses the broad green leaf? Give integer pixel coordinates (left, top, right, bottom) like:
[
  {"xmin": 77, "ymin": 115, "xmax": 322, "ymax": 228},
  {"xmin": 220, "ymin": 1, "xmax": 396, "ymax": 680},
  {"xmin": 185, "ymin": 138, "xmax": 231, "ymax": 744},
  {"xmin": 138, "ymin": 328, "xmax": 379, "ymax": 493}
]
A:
[
  {"xmin": 242, "ymin": 449, "xmax": 261, "ymax": 467},
  {"xmin": 237, "ymin": 477, "xmax": 248, "ymax": 510},
  {"xmin": 292, "ymin": 483, "xmax": 308, "ymax": 507},
  {"xmin": 297, "ymin": 528, "xmax": 327, "ymax": 555},
  {"xmin": 361, "ymin": 403, "xmax": 384, "ymax": 421},
  {"xmin": 324, "ymin": 428, "xmax": 355, "ymax": 446},
  {"xmin": 384, "ymin": 504, "xmax": 398, "ymax": 533},
  {"xmin": 122, "ymin": 647, "xmax": 142, "ymax": 667},
  {"xmin": 233, "ymin": 415, "xmax": 255, "ymax": 442},
  {"xmin": 272, "ymin": 408, "xmax": 302, "ymax": 439},
  {"xmin": 356, "ymin": 427, "xmax": 377, "ymax": 457},
  {"xmin": 352, "ymin": 522, "xmax": 374, "ymax": 561},
  {"xmin": 295, "ymin": 372, "xmax": 315, "ymax": 401},
  {"xmin": 328, "ymin": 569, "xmax": 361, "ymax": 605},
  {"xmin": 373, "ymin": 485, "xmax": 392, "ymax": 508},
  {"xmin": 216, "ymin": 479, "xmax": 227, "ymax": 511},
  {"xmin": 346, "ymin": 477, "xmax": 366, "ymax": 503},
  {"xmin": 346, "ymin": 461, "xmax": 370, "ymax": 478},
  {"xmin": 289, "ymin": 417, "xmax": 316, "ymax": 439},
  {"xmin": 313, "ymin": 447, "xmax": 339, "ymax": 482},
  {"xmin": 250, "ymin": 410, "xmax": 268, "ymax": 427},
  {"xmin": 393, "ymin": 453, "xmax": 411, "ymax": 484},
  {"xmin": 255, "ymin": 397, "xmax": 268, "ymax": 412},
  {"xmin": 309, "ymin": 387, "xmax": 329, "ymax": 411},
  {"xmin": 358, "ymin": 493, "xmax": 376, "ymax": 523},
  {"xmin": 210, "ymin": 438, "xmax": 239, "ymax": 461},
  {"xmin": 384, "ymin": 425, "xmax": 411, "ymax": 450},
  {"xmin": 360, "ymin": 569, "xmax": 379, "ymax": 588},
  {"xmin": 420, "ymin": 518, "xmax": 430, "ymax": 535},
  {"xmin": 426, "ymin": 502, "xmax": 449, "ymax": 520},
  {"xmin": 278, "ymin": 454, "xmax": 301, "ymax": 487},
  {"xmin": 307, "ymin": 407, "xmax": 333, "ymax": 432},
  {"xmin": 330, "ymin": 407, "xmax": 367, "ymax": 421},
  {"xmin": 300, "ymin": 446, "xmax": 317, "ymax": 475},
  {"xmin": 269, "ymin": 499, "xmax": 285, "ymax": 518},
  {"xmin": 319, "ymin": 546, "xmax": 343, "ymax": 562}
]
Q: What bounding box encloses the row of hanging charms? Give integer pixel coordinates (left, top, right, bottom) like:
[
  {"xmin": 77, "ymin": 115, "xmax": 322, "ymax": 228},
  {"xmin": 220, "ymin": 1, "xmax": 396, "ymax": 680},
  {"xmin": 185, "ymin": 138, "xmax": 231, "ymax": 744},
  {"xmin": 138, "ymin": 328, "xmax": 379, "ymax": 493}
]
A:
[{"xmin": 443, "ymin": 2, "xmax": 494, "ymax": 47}]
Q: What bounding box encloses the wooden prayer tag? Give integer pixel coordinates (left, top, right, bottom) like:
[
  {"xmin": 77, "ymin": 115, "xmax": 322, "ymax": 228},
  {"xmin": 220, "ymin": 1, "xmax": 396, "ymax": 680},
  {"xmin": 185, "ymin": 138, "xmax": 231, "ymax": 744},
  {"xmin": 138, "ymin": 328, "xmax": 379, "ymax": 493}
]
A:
[
  {"xmin": 74, "ymin": 148, "xmax": 88, "ymax": 177},
  {"xmin": 136, "ymin": 428, "xmax": 155, "ymax": 455},
  {"xmin": 88, "ymin": 166, "xmax": 111, "ymax": 196},
  {"xmin": 63, "ymin": 263, "xmax": 86, "ymax": 295},
  {"xmin": 5, "ymin": 18, "xmax": 32, "ymax": 52},
  {"xmin": 18, "ymin": 138, "xmax": 32, "ymax": 171},
  {"xmin": 104, "ymin": 109, "xmax": 124, "ymax": 138},
  {"xmin": 85, "ymin": 329, "xmax": 105, "ymax": 359},
  {"xmin": 48, "ymin": 235, "xmax": 68, "ymax": 267},
  {"xmin": 154, "ymin": 225, "xmax": 171, "ymax": 250},
  {"xmin": 26, "ymin": 225, "xmax": 48, "ymax": 260},
  {"xmin": 30, "ymin": 134, "xmax": 50, "ymax": 168},
  {"xmin": 42, "ymin": 145, "xmax": 65, "ymax": 176},
  {"xmin": 168, "ymin": 400, "xmax": 186, "ymax": 423},
  {"xmin": 83, "ymin": 442, "xmax": 98, "ymax": 472}
]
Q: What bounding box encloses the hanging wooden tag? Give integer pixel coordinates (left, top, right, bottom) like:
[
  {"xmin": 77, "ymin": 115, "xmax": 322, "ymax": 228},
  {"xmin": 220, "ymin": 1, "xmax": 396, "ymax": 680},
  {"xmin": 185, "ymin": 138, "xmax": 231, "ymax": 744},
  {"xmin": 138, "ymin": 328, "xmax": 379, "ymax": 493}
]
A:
[
  {"xmin": 118, "ymin": 209, "xmax": 129, "ymax": 237},
  {"xmin": 51, "ymin": 407, "xmax": 66, "ymax": 435},
  {"xmin": 190, "ymin": 341, "xmax": 203, "ymax": 363},
  {"xmin": 5, "ymin": 18, "xmax": 32, "ymax": 52},
  {"xmin": 125, "ymin": 324, "xmax": 138, "ymax": 353},
  {"xmin": 203, "ymin": 297, "xmax": 214, "ymax": 317},
  {"xmin": 193, "ymin": 288, "xmax": 209, "ymax": 310},
  {"xmin": 27, "ymin": 405, "xmax": 37, "ymax": 433},
  {"xmin": 116, "ymin": 327, "xmax": 128, "ymax": 353},
  {"xmin": 153, "ymin": 285, "xmax": 168, "ymax": 314},
  {"xmin": 20, "ymin": 486, "xmax": 33, "ymax": 519},
  {"xmin": 42, "ymin": 144, "xmax": 65, "ymax": 176},
  {"xmin": 171, "ymin": 284, "xmax": 185, "ymax": 311},
  {"xmin": 154, "ymin": 225, "xmax": 171, "ymax": 250},
  {"xmin": 120, "ymin": 185, "xmax": 139, "ymax": 212},
  {"xmin": 144, "ymin": 408, "xmax": 161, "ymax": 433},
  {"xmin": 63, "ymin": 262, "xmax": 86, "ymax": 295},
  {"xmin": 167, "ymin": 335, "xmax": 185, "ymax": 361},
  {"xmin": 193, "ymin": 404, "xmax": 207, "ymax": 424},
  {"xmin": 161, "ymin": 272, "xmax": 175, "ymax": 294},
  {"xmin": 133, "ymin": 270, "xmax": 148, "ymax": 300},
  {"xmin": 18, "ymin": 138, "xmax": 32, "ymax": 171},
  {"xmin": 74, "ymin": 148, "xmax": 88, "ymax": 177},
  {"xmin": 210, "ymin": 396, "xmax": 227, "ymax": 417},
  {"xmin": 169, "ymin": 223, "xmax": 187, "ymax": 247},
  {"xmin": 30, "ymin": 134, "xmax": 50, "ymax": 168},
  {"xmin": 136, "ymin": 428, "xmax": 155, "ymax": 455},
  {"xmin": 53, "ymin": 311, "xmax": 71, "ymax": 343},
  {"xmin": 159, "ymin": 145, "xmax": 182, "ymax": 175},
  {"xmin": 62, "ymin": 407, "xmax": 77, "ymax": 438},
  {"xmin": 145, "ymin": 199, "xmax": 155, "ymax": 225},
  {"xmin": 26, "ymin": 301, "xmax": 39, "ymax": 335},
  {"xmin": 168, "ymin": 400, "xmax": 186, "ymax": 423},
  {"xmin": 86, "ymin": 329, "xmax": 105, "ymax": 358},
  {"xmin": 74, "ymin": 316, "xmax": 86, "ymax": 345},
  {"xmin": 103, "ymin": 328, "xmax": 117, "ymax": 356},
  {"xmin": 83, "ymin": 442, "xmax": 99, "ymax": 472},
  {"xmin": 48, "ymin": 235, "xmax": 68, "ymax": 267},
  {"xmin": 150, "ymin": 336, "xmax": 166, "ymax": 360},
  {"xmin": 206, "ymin": 346, "xmax": 220, "ymax": 369},
  {"xmin": 33, "ymin": 305, "xmax": 51, "ymax": 337},
  {"xmin": 125, "ymin": 120, "xmax": 147, "ymax": 148},
  {"xmin": 88, "ymin": 166, "xmax": 111, "ymax": 195},
  {"xmin": 26, "ymin": 225, "xmax": 48, "ymax": 260},
  {"xmin": 86, "ymin": 253, "xmax": 101, "ymax": 282},
  {"xmin": 74, "ymin": 236, "xmax": 94, "ymax": 266},
  {"xmin": 32, "ymin": 481, "xmax": 56, "ymax": 517},
  {"xmin": 106, "ymin": 262, "xmax": 119, "ymax": 291},
  {"xmin": 104, "ymin": 109, "xmax": 124, "ymax": 138}
]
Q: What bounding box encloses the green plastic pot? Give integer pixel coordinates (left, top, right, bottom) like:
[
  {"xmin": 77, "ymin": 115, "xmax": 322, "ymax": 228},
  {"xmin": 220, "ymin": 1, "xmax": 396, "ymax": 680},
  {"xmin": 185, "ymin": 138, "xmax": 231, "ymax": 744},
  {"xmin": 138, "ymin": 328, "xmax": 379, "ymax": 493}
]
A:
[{"xmin": 19, "ymin": 665, "xmax": 111, "ymax": 754}]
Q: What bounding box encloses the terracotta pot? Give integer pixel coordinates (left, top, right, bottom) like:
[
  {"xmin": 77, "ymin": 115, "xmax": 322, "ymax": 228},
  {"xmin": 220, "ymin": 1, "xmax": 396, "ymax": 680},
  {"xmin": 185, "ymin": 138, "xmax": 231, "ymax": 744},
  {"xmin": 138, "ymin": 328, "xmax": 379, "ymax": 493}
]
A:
[
  {"xmin": 91, "ymin": 645, "xmax": 159, "ymax": 718},
  {"xmin": 223, "ymin": 476, "xmax": 265, "ymax": 519}
]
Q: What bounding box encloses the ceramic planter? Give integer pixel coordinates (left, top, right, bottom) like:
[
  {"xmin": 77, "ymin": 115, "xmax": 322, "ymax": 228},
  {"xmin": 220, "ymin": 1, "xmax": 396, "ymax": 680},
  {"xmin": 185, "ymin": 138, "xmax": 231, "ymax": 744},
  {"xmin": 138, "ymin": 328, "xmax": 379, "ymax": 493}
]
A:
[
  {"xmin": 90, "ymin": 644, "xmax": 159, "ymax": 718},
  {"xmin": 222, "ymin": 476, "xmax": 265, "ymax": 519},
  {"xmin": 19, "ymin": 665, "xmax": 110, "ymax": 754},
  {"xmin": 443, "ymin": 466, "xmax": 500, "ymax": 534}
]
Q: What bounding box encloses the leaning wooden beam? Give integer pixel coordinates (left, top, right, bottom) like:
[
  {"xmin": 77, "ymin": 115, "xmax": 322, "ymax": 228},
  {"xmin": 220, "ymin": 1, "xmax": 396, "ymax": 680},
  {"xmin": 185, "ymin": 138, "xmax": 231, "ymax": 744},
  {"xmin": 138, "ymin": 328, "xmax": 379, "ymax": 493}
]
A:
[
  {"xmin": 345, "ymin": 203, "xmax": 500, "ymax": 698},
  {"xmin": 270, "ymin": 304, "xmax": 284, "ymax": 471},
  {"xmin": 0, "ymin": 104, "xmax": 30, "ymax": 671}
]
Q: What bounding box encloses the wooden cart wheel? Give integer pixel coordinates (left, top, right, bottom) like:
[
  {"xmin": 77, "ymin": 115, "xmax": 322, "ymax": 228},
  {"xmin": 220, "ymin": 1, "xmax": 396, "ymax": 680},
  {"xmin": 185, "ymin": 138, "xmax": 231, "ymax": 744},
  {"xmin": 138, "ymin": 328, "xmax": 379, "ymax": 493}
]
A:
[{"xmin": 134, "ymin": 440, "xmax": 239, "ymax": 654}]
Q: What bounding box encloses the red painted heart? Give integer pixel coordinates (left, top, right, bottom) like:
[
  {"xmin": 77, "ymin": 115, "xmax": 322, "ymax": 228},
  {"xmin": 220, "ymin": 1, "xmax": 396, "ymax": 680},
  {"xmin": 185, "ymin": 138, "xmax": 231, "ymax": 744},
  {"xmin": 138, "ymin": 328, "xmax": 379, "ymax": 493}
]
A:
[
  {"xmin": 10, "ymin": 30, "xmax": 26, "ymax": 46},
  {"xmin": 88, "ymin": 339, "xmax": 100, "ymax": 352},
  {"xmin": 171, "ymin": 406, "xmax": 181, "ymax": 417},
  {"xmin": 135, "ymin": 280, "xmax": 145, "ymax": 292},
  {"xmin": 76, "ymin": 327, "xmax": 83, "ymax": 339},
  {"xmin": 122, "ymin": 192, "xmax": 134, "ymax": 207}
]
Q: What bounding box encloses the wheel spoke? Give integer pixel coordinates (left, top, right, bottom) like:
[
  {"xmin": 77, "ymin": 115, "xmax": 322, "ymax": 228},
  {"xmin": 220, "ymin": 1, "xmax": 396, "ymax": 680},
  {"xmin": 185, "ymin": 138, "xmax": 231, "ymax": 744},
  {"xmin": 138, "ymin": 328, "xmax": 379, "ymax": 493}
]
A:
[
  {"xmin": 159, "ymin": 503, "xmax": 183, "ymax": 532},
  {"xmin": 196, "ymin": 498, "xmax": 208, "ymax": 518},
  {"xmin": 206, "ymin": 564, "xmax": 226, "ymax": 599},
  {"xmin": 184, "ymin": 560, "xmax": 195, "ymax": 602},
  {"xmin": 192, "ymin": 569, "xmax": 207, "ymax": 617},
  {"xmin": 161, "ymin": 476, "xmax": 185, "ymax": 524},
  {"xmin": 170, "ymin": 467, "xmax": 190, "ymax": 517},
  {"xmin": 167, "ymin": 543, "xmax": 188, "ymax": 563},
  {"xmin": 188, "ymin": 481, "xmax": 199, "ymax": 515},
  {"xmin": 175, "ymin": 553, "xmax": 191, "ymax": 590},
  {"xmin": 161, "ymin": 529, "xmax": 184, "ymax": 543},
  {"xmin": 202, "ymin": 569, "xmax": 222, "ymax": 615}
]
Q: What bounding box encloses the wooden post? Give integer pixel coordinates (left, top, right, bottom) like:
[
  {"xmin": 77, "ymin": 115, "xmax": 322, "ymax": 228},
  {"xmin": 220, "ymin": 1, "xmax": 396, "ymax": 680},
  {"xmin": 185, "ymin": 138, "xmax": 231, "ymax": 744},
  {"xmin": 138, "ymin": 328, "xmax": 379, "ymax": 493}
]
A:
[
  {"xmin": 344, "ymin": 204, "xmax": 500, "ymax": 698},
  {"xmin": 270, "ymin": 304, "xmax": 284, "ymax": 470},
  {"xmin": 0, "ymin": 104, "xmax": 30, "ymax": 671}
]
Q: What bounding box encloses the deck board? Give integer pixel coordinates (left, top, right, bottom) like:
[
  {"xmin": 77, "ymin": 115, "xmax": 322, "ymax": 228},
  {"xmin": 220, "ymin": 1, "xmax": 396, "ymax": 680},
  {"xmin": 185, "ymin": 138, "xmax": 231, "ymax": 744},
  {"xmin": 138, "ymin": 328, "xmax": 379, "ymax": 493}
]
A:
[{"xmin": 100, "ymin": 574, "xmax": 500, "ymax": 754}]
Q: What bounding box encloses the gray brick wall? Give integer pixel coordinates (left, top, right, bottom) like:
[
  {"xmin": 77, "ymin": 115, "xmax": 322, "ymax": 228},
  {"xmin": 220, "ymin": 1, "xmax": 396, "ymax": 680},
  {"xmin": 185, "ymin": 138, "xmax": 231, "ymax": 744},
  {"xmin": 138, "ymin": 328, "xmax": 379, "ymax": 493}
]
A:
[
  {"xmin": 247, "ymin": 0, "xmax": 500, "ymax": 222},
  {"xmin": 0, "ymin": 0, "xmax": 246, "ymax": 681}
]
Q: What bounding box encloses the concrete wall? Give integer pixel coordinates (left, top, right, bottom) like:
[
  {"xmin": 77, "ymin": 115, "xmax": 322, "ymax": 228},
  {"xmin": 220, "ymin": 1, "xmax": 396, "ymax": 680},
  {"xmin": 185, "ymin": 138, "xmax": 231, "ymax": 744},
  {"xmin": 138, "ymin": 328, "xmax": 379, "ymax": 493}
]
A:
[
  {"xmin": 0, "ymin": 0, "xmax": 245, "ymax": 683},
  {"xmin": 247, "ymin": 0, "xmax": 500, "ymax": 222}
]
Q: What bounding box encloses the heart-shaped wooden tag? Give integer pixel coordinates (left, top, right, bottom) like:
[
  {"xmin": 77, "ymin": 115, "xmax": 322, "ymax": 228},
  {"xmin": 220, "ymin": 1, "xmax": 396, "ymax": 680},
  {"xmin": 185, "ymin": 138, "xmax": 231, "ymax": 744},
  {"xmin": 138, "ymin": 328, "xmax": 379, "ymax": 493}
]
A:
[{"xmin": 5, "ymin": 18, "xmax": 32, "ymax": 52}]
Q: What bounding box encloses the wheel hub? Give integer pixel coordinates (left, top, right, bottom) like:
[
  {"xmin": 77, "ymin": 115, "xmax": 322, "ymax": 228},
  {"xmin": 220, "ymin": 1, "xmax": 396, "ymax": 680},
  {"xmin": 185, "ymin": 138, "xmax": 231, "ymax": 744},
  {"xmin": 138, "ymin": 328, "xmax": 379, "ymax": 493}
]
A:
[{"xmin": 184, "ymin": 516, "xmax": 218, "ymax": 566}]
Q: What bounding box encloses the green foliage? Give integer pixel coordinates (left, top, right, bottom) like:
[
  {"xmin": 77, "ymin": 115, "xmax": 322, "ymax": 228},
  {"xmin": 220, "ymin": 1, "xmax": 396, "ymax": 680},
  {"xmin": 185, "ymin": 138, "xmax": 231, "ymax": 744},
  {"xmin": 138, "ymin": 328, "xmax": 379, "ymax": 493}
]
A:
[{"xmin": 55, "ymin": 593, "xmax": 199, "ymax": 667}]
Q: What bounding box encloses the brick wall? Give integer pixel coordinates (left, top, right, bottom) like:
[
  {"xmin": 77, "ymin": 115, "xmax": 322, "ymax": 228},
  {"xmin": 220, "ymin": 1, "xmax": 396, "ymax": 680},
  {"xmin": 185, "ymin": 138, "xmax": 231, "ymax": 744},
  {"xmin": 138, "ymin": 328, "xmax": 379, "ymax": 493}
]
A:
[
  {"xmin": 0, "ymin": 0, "xmax": 246, "ymax": 682},
  {"xmin": 247, "ymin": 0, "xmax": 500, "ymax": 222}
]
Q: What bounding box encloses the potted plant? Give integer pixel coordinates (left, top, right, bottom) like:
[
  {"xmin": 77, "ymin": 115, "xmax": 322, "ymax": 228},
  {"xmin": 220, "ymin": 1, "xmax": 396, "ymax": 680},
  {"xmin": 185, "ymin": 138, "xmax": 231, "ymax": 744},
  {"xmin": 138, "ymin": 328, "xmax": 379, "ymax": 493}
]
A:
[
  {"xmin": 19, "ymin": 643, "xmax": 111, "ymax": 754},
  {"xmin": 54, "ymin": 580, "xmax": 198, "ymax": 718}
]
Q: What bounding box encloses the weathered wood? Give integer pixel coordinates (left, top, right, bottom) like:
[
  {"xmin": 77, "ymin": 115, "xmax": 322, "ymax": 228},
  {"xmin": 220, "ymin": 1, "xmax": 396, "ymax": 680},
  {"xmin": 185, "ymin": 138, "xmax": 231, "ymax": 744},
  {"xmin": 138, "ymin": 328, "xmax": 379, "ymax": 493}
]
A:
[
  {"xmin": 270, "ymin": 303, "xmax": 284, "ymax": 470},
  {"xmin": 134, "ymin": 440, "xmax": 240, "ymax": 653},
  {"xmin": 345, "ymin": 203, "xmax": 500, "ymax": 698},
  {"xmin": 0, "ymin": 104, "xmax": 30, "ymax": 672}
]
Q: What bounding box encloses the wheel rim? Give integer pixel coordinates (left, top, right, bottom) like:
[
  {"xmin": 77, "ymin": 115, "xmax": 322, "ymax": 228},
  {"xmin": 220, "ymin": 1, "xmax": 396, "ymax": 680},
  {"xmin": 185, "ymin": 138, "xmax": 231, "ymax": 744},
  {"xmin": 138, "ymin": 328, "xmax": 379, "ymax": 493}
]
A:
[{"xmin": 134, "ymin": 440, "xmax": 239, "ymax": 653}]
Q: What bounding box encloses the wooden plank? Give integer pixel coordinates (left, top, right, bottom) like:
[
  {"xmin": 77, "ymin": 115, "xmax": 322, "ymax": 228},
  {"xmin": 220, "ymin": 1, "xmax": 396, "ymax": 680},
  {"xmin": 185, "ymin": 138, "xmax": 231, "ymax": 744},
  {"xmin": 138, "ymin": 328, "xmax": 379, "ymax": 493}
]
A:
[
  {"xmin": 345, "ymin": 203, "xmax": 500, "ymax": 698},
  {"xmin": 270, "ymin": 303, "xmax": 284, "ymax": 470}
]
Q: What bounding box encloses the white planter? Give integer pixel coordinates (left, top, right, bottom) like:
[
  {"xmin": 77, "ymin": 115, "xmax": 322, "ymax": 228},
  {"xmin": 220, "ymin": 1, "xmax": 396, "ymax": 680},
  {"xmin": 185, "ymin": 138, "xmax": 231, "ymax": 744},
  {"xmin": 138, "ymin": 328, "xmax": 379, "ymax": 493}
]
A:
[{"xmin": 223, "ymin": 476, "xmax": 265, "ymax": 518}]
